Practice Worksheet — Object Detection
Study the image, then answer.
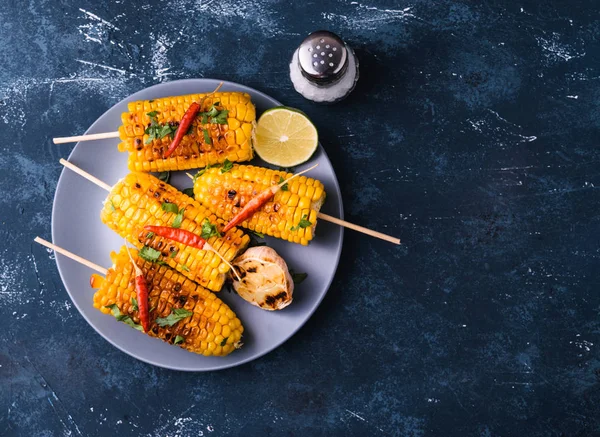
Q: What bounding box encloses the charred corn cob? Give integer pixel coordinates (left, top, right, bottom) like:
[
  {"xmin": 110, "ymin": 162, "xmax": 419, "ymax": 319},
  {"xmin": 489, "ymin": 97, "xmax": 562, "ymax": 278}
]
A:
[
  {"xmin": 100, "ymin": 172, "xmax": 250, "ymax": 291},
  {"xmin": 194, "ymin": 165, "xmax": 326, "ymax": 245},
  {"xmin": 117, "ymin": 92, "xmax": 256, "ymax": 172},
  {"xmin": 91, "ymin": 246, "xmax": 243, "ymax": 356}
]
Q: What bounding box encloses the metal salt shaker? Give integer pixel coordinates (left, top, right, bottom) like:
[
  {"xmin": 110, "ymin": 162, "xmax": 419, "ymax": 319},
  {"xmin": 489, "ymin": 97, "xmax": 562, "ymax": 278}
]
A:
[{"xmin": 289, "ymin": 30, "xmax": 359, "ymax": 103}]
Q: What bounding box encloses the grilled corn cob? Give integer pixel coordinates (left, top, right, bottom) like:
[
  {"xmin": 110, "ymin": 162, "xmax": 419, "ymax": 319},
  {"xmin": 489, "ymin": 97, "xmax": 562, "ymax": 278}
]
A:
[
  {"xmin": 117, "ymin": 92, "xmax": 256, "ymax": 172},
  {"xmin": 194, "ymin": 165, "xmax": 326, "ymax": 245},
  {"xmin": 100, "ymin": 172, "xmax": 250, "ymax": 291},
  {"xmin": 91, "ymin": 246, "xmax": 243, "ymax": 356}
]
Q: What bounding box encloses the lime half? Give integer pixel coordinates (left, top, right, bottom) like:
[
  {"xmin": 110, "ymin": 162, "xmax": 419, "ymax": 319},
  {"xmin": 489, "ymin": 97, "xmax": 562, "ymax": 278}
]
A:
[{"xmin": 254, "ymin": 107, "xmax": 318, "ymax": 167}]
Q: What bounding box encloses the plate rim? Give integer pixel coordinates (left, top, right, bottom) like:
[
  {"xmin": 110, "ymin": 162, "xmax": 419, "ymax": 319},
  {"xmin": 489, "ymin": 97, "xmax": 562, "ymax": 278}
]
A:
[{"xmin": 51, "ymin": 78, "xmax": 344, "ymax": 371}]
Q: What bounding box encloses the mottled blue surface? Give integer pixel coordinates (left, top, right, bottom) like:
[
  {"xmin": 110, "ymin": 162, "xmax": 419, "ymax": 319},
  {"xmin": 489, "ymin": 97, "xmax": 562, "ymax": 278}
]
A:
[{"xmin": 1, "ymin": 0, "xmax": 600, "ymax": 435}]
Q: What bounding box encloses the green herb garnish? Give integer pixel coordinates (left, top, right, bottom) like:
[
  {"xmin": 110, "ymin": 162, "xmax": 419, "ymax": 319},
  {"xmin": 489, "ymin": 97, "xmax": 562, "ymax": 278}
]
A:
[
  {"xmin": 161, "ymin": 202, "xmax": 179, "ymax": 214},
  {"xmin": 109, "ymin": 200, "xmax": 116, "ymax": 212},
  {"xmin": 221, "ymin": 159, "xmax": 233, "ymax": 174},
  {"xmin": 278, "ymin": 176, "xmax": 288, "ymax": 191},
  {"xmin": 290, "ymin": 215, "xmax": 312, "ymax": 231},
  {"xmin": 220, "ymin": 337, "xmax": 228, "ymax": 347},
  {"xmin": 203, "ymin": 128, "xmax": 212, "ymax": 145},
  {"xmin": 138, "ymin": 246, "xmax": 162, "ymax": 263},
  {"xmin": 145, "ymin": 111, "xmax": 177, "ymax": 144},
  {"xmin": 172, "ymin": 208, "xmax": 185, "ymax": 228},
  {"xmin": 174, "ymin": 335, "xmax": 185, "ymax": 345},
  {"xmin": 170, "ymin": 248, "xmax": 178, "ymax": 258},
  {"xmin": 131, "ymin": 297, "xmax": 139, "ymax": 312},
  {"xmin": 249, "ymin": 230, "xmax": 265, "ymax": 239},
  {"xmin": 104, "ymin": 304, "xmax": 143, "ymax": 331},
  {"xmin": 157, "ymin": 171, "xmax": 170, "ymax": 183},
  {"xmin": 199, "ymin": 102, "xmax": 229, "ymax": 125},
  {"xmin": 200, "ymin": 219, "xmax": 222, "ymax": 240},
  {"xmin": 156, "ymin": 308, "xmax": 193, "ymax": 327},
  {"xmin": 290, "ymin": 270, "xmax": 308, "ymax": 285},
  {"xmin": 181, "ymin": 264, "xmax": 190, "ymax": 272},
  {"xmin": 146, "ymin": 232, "xmax": 155, "ymax": 239}
]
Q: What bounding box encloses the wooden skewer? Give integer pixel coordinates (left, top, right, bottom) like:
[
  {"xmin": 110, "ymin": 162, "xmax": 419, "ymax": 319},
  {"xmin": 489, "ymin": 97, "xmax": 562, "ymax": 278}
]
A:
[
  {"xmin": 53, "ymin": 131, "xmax": 120, "ymax": 144},
  {"xmin": 316, "ymin": 213, "xmax": 400, "ymax": 245},
  {"xmin": 34, "ymin": 237, "xmax": 108, "ymax": 275},
  {"xmin": 60, "ymin": 159, "xmax": 401, "ymax": 245}
]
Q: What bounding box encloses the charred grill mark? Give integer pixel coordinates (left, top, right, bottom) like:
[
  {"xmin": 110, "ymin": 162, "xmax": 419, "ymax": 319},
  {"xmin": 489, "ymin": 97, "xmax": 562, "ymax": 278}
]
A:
[
  {"xmin": 246, "ymin": 267, "xmax": 257, "ymax": 273},
  {"xmin": 228, "ymin": 190, "xmax": 237, "ymax": 200},
  {"xmin": 174, "ymin": 283, "xmax": 182, "ymax": 292},
  {"xmin": 135, "ymin": 183, "xmax": 141, "ymax": 189},
  {"xmin": 265, "ymin": 291, "xmax": 288, "ymax": 307}
]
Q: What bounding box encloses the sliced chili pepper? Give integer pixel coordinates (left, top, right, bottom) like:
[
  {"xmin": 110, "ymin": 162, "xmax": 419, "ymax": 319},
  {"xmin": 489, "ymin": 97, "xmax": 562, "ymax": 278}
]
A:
[
  {"xmin": 124, "ymin": 245, "xmax": 150, "ymax": 332},
  {"xmin": 143, "ymin": 225, "xmax": 206, "ymax": 250},
  {"xmin": 222, "ymin": 163, "xmax": 319, "ymax": 233},
  {"xmin": 163, "ymin": 102, "xmax": 200, "ymax": 159},
  {"xmin": 163, "ymin": 83, "xmax": 224, "ymax": 159}
]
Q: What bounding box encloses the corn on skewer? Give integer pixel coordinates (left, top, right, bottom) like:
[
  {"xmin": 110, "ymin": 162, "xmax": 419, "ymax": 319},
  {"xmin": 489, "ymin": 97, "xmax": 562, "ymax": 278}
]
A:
[
  {"xmin": 59, "ymin": 159, "xmax": 250, "ymax": 291},
  {"xmin": 34, "ymin": 237, "xmax": 243, "ymax": 357},
  {"xmin": 192, "ymin": 164, "xmax": 401, "ymax": 245},
  {"xmin": 53, "ymin": 90, "xmax": 256, "ymax": 173}
]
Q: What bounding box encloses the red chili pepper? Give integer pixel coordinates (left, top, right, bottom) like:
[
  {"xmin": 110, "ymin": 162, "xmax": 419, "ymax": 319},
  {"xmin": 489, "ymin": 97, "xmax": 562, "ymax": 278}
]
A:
[
  {"xmin": 124, "ymin": 246, "xmax": 150, "ymax": 332},
  {"xmin": 144, "ymin": 225, "xmax": 206, "ymax": 249},
  {"xmin": 222, "ymin": 163, "xmax": 320, "ymax": 233},
  {"xmin": 163, "ymin": 102, "xmax": 200, "ymax": 159}
]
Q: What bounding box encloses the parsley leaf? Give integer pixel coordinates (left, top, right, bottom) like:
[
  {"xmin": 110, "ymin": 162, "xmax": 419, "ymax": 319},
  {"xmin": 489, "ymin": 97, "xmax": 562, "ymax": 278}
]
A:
[
  {"xmin": 104, "ymin": 304, "xmax": 143, "ymax": 331},
  {"xmin": 138, "ymin": 246, "xmax": 162, "ymax": 263},
  {"xmin": 172, "ymin": 208, "xmax": 185, "ymax": 228},
  {"xmin": 194, "ymin": 163, "xmax": 220, "ymax": 181},
  {"xmin": 278, "ymin": 176, "xmax": 289, "ymax": 191},
  {"xmin": 186, "ymin": 125, "xmax": 195, "ymax": 136},
  {"xmin": 181, "ymin": 264, "xmax": 190, "ymax": 272},
  {"xmin": 182, "ymin": 187, "xmax": 195, "ymax": 199},
  {"xmin": 131, "ymin": 297, "xmax": 139, "ymax": 311},
  {"xmin": 109, "ymin": 200, "xmax": 116, "ymax": 212},
  {"xmin": 157, "ymin": 171, "xmax": 170, "ymax": 183},
  {"xmin": 203, "ymin": 128, "xmax": 212, "ymax": 145},
  {"xmin": 161, "ymin": 202, "xmax": 179, "ymax": 214},
  {"xmin": 221, "ymin": 159, "xmax": 233, "ymax": 174},
  {"xmin": 201, "ymin": 219, "xmax": 222, "ymax": 240},
  {"xmin": 220, "ymin": 337, "xmax": 228, "ymax": 347},
  {"xmin": 147, "ymin": 111, "xmax": 159, "ymax": 118},
  {"xmin": 156, "ymin": 308, "xmax": 193, "ymax": 327},
  {"xmin": 146, "ymin": 232, "xmax": 155, "ymax": 239},
  {"xmin": 170, "ymin": 248, "xmax": 178, "ymax": 258},
  {"xmin": 290, "ymin": 215, "xmax": 312, "ymax": 231},
  {"xmin": 289, "ymin": 270, "xmax": 308, "ymax": 285},
  {"xmin": 145, "ymin": 111, "xmax": 177, "ymax": 144},
  {"xmin": 249, "ymin": 230, "xmax": 265, "ymax": 239},
  {"xmin": 174, "ymin": 335, "xmax": 185, "ymax": 345},
  {"xmin": 212, "ymin": 109, "xmax": 229, "ymax": 125}
]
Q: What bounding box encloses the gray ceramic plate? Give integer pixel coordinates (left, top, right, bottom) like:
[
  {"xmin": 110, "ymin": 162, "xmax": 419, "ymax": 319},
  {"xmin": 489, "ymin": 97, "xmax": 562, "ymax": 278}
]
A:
[{"xmin": 51, "ymin": 79, "xmax": 343, "ymax": 371}]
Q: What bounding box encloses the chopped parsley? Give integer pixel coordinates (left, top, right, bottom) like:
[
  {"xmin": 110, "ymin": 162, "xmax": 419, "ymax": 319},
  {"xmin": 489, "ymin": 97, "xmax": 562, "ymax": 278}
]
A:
[
  {"xmin": 161, "ymin": 202, "xmax": 179, "ymax": 214},
  {"xmin": 203, "ymin": 128, "xmax": 212, "ymax": 145},
  {"xmin": 131, "ymin": 297, "xmax": 139, "ymax": 312},
  {"xmin": 181, "ymin": 264, "xmax": 190, "ymax": 272},
  {"xmin": 146, "ymin": 232, "xmax": 155, "ymax": 239},
  {"xmin": 170, "ymin": 248, "xmax": 178, "ymax": 258},
  {"xmin": 290, "ymin": 215, "xmax": 312, "ymax": 231},
  {"xmin": 138, "ymin": 246, "xmax": 162, "ymax": 263},
  {"xmin": 194, "ymin": 163, "xmax": 220, "ymax": 181},
  {"xmin": 249, "ymin": 230, "xmax": 265, "ymax": 239},
  {"xmin": 156, "ymin": 308, "xmax": 193, "ymax": 327},
  {"xmin": 221, "ymin": 159, "xmax": 233, "ymax": 174},
  {"xmin": 172, "ymin": 207, "xmax": 185, "ymax": 228},
  {"xmin": 104, "ymin": 304, "xmax": 143, "ymax": 331},
  {"xmin": 278, "ymin": 176, "xmax": 289, "ymax": 191},
  {"xmin": 199, "ymin": 102, "xmax": 229, "ymax": 125},
  {"xmin": 220, "ymin": 337, "xmax": 229, "ymax": 347},
  {"xmin": 157, "ymin": 171, "xmax": 170, "ymax": 183},
  {"xmin": 201, "ymin": 219, "xmax": 222, "ymax": 240},
  {"xmin": 174, "ymin": 335, "xmax": 185, "ymax": 345},
  {"xmin": 290, "ymin": 270, "xmax": 308, "ymax": 285},
  {"xmin": 145, "ymin": 111, "xmax": 177, "ymax": 144}
]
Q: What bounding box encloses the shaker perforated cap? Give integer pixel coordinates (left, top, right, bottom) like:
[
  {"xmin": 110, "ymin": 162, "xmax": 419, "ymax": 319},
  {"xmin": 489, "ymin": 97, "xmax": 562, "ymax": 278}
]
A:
[{"xmin": 298, "ymin": 30, "xmax": 348, "ymax": 84}]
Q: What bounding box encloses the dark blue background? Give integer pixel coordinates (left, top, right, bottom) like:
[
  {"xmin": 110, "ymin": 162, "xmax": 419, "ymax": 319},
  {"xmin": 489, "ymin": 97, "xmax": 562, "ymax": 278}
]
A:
[{"xmin": 1, "ymin": 1, "xmax": 599, "ymax": 435}]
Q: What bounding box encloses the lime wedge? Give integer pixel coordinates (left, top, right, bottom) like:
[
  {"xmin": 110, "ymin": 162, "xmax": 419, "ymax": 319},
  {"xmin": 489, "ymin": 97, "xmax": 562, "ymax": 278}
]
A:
[{"xmin": 254, "ymin": 107, "xmax": 318, "ymax": 167}]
